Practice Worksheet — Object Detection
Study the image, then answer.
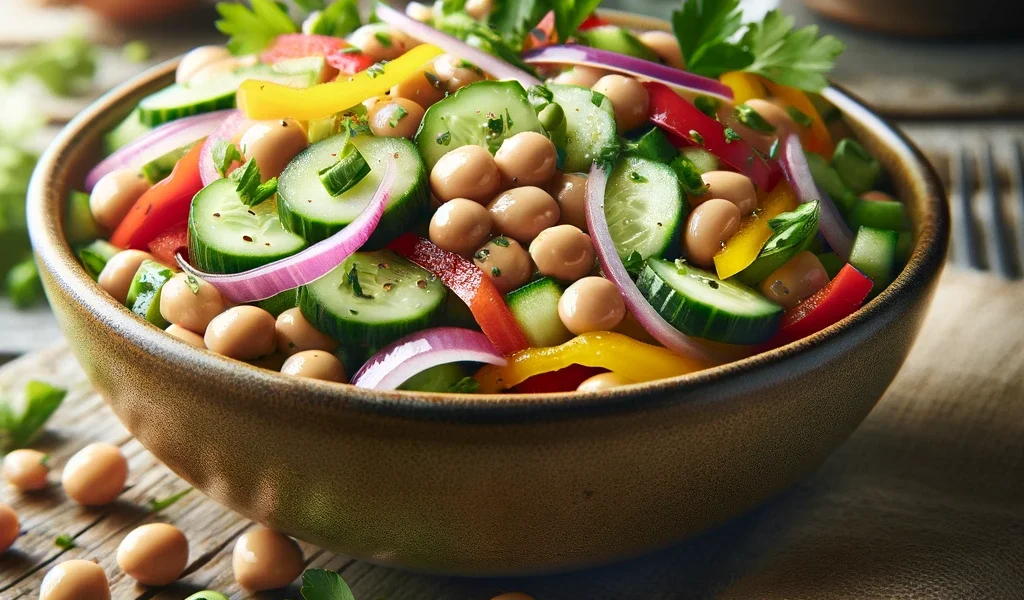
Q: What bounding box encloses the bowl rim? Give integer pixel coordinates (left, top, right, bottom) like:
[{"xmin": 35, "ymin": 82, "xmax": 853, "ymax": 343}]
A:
[{"xmin": 27, "ymin": 24, "xmax": 949, "ymax": 422}]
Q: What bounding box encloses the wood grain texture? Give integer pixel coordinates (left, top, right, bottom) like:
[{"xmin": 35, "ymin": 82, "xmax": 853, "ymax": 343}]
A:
[{"xmin": 1, "ymin": 268, "xmax": 1023, "ymax": 599}]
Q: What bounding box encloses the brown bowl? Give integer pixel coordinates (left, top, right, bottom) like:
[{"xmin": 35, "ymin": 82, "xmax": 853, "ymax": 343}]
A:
[{"xmin": 27, "ymin": 13, "xmax": 948, "ymax": 576}]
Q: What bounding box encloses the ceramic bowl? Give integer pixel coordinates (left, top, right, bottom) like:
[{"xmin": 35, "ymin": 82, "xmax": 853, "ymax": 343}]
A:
[{"xmin": 27, "ymin": 13, "xmax": 948, "ymax": 576}]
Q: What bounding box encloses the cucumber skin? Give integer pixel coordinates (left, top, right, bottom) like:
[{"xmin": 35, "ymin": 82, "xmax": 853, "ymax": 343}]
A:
[
  {"xmin": 125, "ymin": 260, "xmax": 174, "ymax": 328},
  {"xmin": 138, "ymin": 90, "xmax": 236, "ymax": 128},
  {"xmin": 849, "ymin": 226, "xmax": 898, "ymax": 295},
  {"xmin": 848, "ymin": 199, "xmax": 910, "ymax": 232},
  {"xmin": 504, "ymin": 278, "xmax": 572, "ymax": 348},
  {"xmin": 637, "ymin": 260, "xmax": 782, "ymax": 345}
]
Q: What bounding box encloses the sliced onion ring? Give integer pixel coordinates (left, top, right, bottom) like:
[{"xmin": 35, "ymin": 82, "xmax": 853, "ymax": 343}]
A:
[
  {"xmin": 177, "ymin": 155, "xmax": 396, "ymax": 303},
  {"xmin": 584, "ymin": 163, "xmax": 720, "ymax": 363},
  {"xmin": 85, "ymin": 110, "xmax": 231, "ymax": 191},
  {"xmin": 522, "ymin": 44, "xmax": 734, "ymax": 103},
  {"xmin": 374, "ymin": 2, "xmax": 541, "ymax": 86},
  {"xmin": 352, "ymin": 327, "xmax": 506, "ymax": 390},
  {"xmin": 198, "ymin": 110, "xmax": 248, "ymax": 187},
  {"xmin": 779, "ymin": 133, "xmax": 854, "ymax": 260}
]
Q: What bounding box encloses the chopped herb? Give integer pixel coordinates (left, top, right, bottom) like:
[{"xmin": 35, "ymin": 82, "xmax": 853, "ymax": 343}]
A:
[
  {"xmin": 447, "ymin": 377, "xmax": 479, "ymax": 393},
  {"xmin": 230, "ymin": 159, "xmax": 277, "ymax": 207},
  {"xmin": 724, "ymin": 127, "xmax": 742, "ymax": 143},
  {"xmin": 486, "ymin": 113, "xmax": 504, "ymax": 137},
  {"xmin": 591, "ymin": 90, "xmax": 605, "ymax": 107},
  {"xmin": 185, "ymin": 275, "xmax": 201, "ymax": 294},
  {"xmin": 505, "ymin": 108, "xmax": 514, "ymax": 129},
  {"xmin": 490, "ymin": 266, "xmax": 502, "ymax": 276},
  {"xmin": 425, "ymin": 71, "xmax": 442, "ymax": 91},
  {"xmin": 306, "ymin": 0, "xmax": 361, "ymax": 38},
  {"xmin": 121, "ymin": 40, "xmax": 151, "ymax": 64},
  {"xmin": 622, "ymin": 250, "xmax": 646, "ymax": 278},
  {"xmin": 552, "ymin": 0, "xmax": 604, "ymax": 46},
  {"xmin": 669, "ymin": 155, "xmax": 709, "ymax": 198},
  {"xmin": 347, "ymin": 265, "xmax": 373, "ymax": 299},
  {"xmin": 688, "ymin": 130, "xmax": 705, "ymax": 145},
  {"xmin": 435, "ymin": 131, "xmax": 452, "ymax": 146},
  {"xmin": 694, "ymin": 95, "xmax": 721, "ymax": 119},
  {"xmin": 629, "ymin": 171, "xmax": 648, "ymax": 183},
  {"xmin": 148, "ymin": 487, "xmax": 193, "ymax": 513},
  {"xmin": 212, "ymin": 141, "xmax": 241, "ymax": 178},
  {"xmin": 734, "ymin": 103, "xmax": 776, "ymax": 133},
  {"xmin": 388, "ymin": 105, "xmax": 409, "ymax": 128},
  {"xmin": 474, "ymin": 248, "xmax": 490, "ymax": 261},
  {"xmin": 528, "ymin": 84, "xmax": 554, "ymax": 103},
  {"xmin": 335, "ymin": 47, "xmax": 361, "ymax": 55},
  {"xmin": 40, "ymin": 454, "xmax": 50, "ymax": 466},
  {"xmin": 374, "ymin": 32, "xmax": 393, "ymax": 47},
  {"xmin": 769, "ymin": 138, "xmax": 781, "ymax": 159},
  {"xmin": 54, "ymin": 534, "xmax": 76, "ymax": 550},
  {"xmin": 458, "ymin": 59, "xmax": 483, "ymax": 74},
  {"xmin": 786, "ymin": 106, "xmax": 813, "ymax": 128},
  {"xmin": 299, "ymin": 568, "xmax": 356, "ymax": 600},
  {"xmin": 0, "ymin": 381, "xmax": 67, "ymax": 451},
  {"xmin": 491, "ymin": 236, "xmax": 510, "ymax": 247},
  {"xmin": 214, "ymin": 0, "xmax": 298, "ymax": 56},
  {"xmin": 366, "ymin": 63, "xmax": 386, "ymax": 79}
]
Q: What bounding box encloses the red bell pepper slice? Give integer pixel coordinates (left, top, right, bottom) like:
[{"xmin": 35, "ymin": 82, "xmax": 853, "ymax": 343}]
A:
[
  {"xmin": 111, "ymin": 142, "xmax": 204, "ymax": 250},
  {"xmin": 578, "ymin": 14, "xmax": 609, "ymax": 30},
  {"xmin": 515, "ymin": 365, "xmax": 605, "ymax": 393},
  {"xmin": 389, "ymin": 234, "xmax": 529, "ymax": 356},
  {"xmin": 766, "ymin": 263, "xmax": 873, "ymax": 348},
  {"xmin": 147, "ymin": 223, "xmax": 189, "ymax": 266},
  {"xmin": 328, "ymin": 50, "xmax": 378, "ymax": 76},
  {"xmin": 645, "ymin": 81, "xmax": 782, "ymax": 191}
]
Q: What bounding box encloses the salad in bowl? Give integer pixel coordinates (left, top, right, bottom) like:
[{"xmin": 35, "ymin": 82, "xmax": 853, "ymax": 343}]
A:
[{"xmin": 66, "ymin": 0, "xmax": 910, "ymax": 396}]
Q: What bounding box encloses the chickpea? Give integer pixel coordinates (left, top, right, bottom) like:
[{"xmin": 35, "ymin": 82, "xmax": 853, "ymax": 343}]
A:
[
  {"xmin": 62, "ymin": 442, "xmax": 128, "ymax": 506},
  {"xmin": 491, "ymin": 594, "xmax": 535, "ymax": 600},
  {"xmin": 487, "ymin": 186, "xmax": 560, "ymax": 244},
  {"xmin": 684, "ymin": 199, "xmax": 741, "ymax": 267},
  {"xmin": 116, "ymin": 523, "xmax": 189, "ymax": 586},
  {"xmin": 232, "ymin": 527, "xmax": 304, "ymax": 591},
  {"xmin": 430, "ymin": 145, "xmax": 501, "ymax": 203},
  {"xmin": 176, "ymin": 45, "xmax": 231, "ymax": 84},
  {"xmin": 0, "ymin": 503, "xmax": 18, "ymax": 552},
  {"xmin": 696, "ymin": 171, "xmax": 757, "ymax": 215},
  {"xmin": 577, "ymin": 371, "xmax": 635, "ymax": 393},
  {"xmin": 280, "ymin": 350, "xmax": 347, "ymax": 382},
  {"xmin": 348, "ymin": 24, "xmax": 414, "ymax": 62},
  {"xmin": 760, "ymin": 251, "xmax": 829, "ymax": 309},
  {"xmin": 40, "ymin": 560, "xmax": 110, "ymax": 600},
  {"xmin": 551, "ymin": 65, "xmax": 608, "ymax": 88},
  {"xmin": 529, "ymin": 225, "xmax": 595, "ymax": 282},
  {"xmin": 433, "ymin": 54, "xmax": 484, "ymax": 92},
  {"xmin": 204, "ymin": 306, "xmax": 277, "ymax": 360},
  {"xmin": 166, "ymin": 324, "xmax": 207, "ymax": 348},
  {"xmin": 368, "ymin": 98, "xmax": 425, "ymax": 139},
  {"xmin": 862, "ymin": 190, "xmax": 895, "ymax": 202},
  {"xmin": 465, "ymin": 0, "xmax": 492, "ymax": 19},
  {"xmin": 429, "ymin": 198, "xmax": 493, "ymax": 257},
  {"xmin": 638, "ymin": 31, "xmax": 685, "ymax": 69},
  {"xmin": 3, "ymin": 448, "xmax": 49, "ymax": 491},
  {"xmin": 276, "ymin": 308, "xmax": 337, "ymax": 356},
  {"xmin": 495, "ymin": 132, "xmax": 558, "ymax": 188},
  {"xmin": 549, "ymin": 172, "xmax": 588, "ymax": 231},
  {"xmin": 558, "ymin": 277, "xmax": 626, "ymax": 335},
  {"xmin": 473, "ymin": 237, "xmax": 533, "ymax": 294},
  {"xmin": 238, "ymin": 119, "xmax": 308, "ymax": 181},
  {"xmin": 390, "ymin": 67, "xmax": 446, "ymax": 108},
  {"xmin": 89, "ymin": 169, "xmax": 149, "ymax": 232},
  {"xmin": 98, "ymin": 250, "xmax": 154, "ymax": 305},
  {"xmin": 159, "ymin": 273, "xmax": 225, "ymax": 334},
  {"xmin": 405, "ymin": 1, "xmax": 434, "ymax": 22},
  {"xmin": 592, "ymin": 75, "xmax": 649, "ymax": 133}
]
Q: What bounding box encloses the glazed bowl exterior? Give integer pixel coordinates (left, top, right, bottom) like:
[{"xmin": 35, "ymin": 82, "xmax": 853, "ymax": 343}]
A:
[{"xmin": 27, "ymin": 12, "xmax": 948, "ymax": 576}]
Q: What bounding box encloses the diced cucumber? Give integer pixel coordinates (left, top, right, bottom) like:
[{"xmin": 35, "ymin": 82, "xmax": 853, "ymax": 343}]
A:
[
  {"xmin": 806, "ymin": 152, "xmax": 856, "ymax": 214},
  {"xmin": 137, "ymin": 64, "xmax": 318, "ymax": 127},
  {"xmin": 318, "ymin": 142, "xmax": 370, "ymax": 197},
  {"xmin": 624, "ymin": 127, "xmax": 678, "ymax": 164},
  {"xmin": 831, "ymin": 138, "xmax": 881, "ymax": 195},
  {"xmin": 816, "ymin": 252, "xmax": 845, "ymax": 279},
  {"xmin": 278, "ymin": 135, "xmax": 429, "ymax": 246},
  {"xmin": 104, "ymin": 108, "xmax": 151, "ymax": 156},
  {"xmin": 604, "ymin": 155, "xmax": 685, "ymax": 262},
  {"xmin": 65, "ymin": 190, "xmax": 101, "ymax": 245},
  {"xmin": 415, "ymin": 80, "xmax": 544, "ymax": 170},
  {"xmin": 680, "ymin": 147, "xmax": 719, "ymax": 174},
  {"xmin": 849, "ymin": 226, "xmax": 898, "ymax": 294},
  {"xmin": 255, "ymin": 289, "xmax": 298, "ymax": 317},
  {"xmin": 77, "ymin": 239, "xmax": 120, "ymax": 281},
  {"xmin": 125, "ymin": 259, "xmax": 174, "ymax": 327},
  {"xmin": 140, "ymin": 140, "xmax": 199, "ymax": 185},
  {"xmin": 736, "ymin": 201, "xmax": 820, "ymax": 287},
  {"xmin": 504, "ymin": 278, "xmax": 572, "ymax": 348},
  {"xmin": 298, "ymin": 249, "xmax": 447, "ymax": 363},
  {"xmin": 638, "ymin": 258, "xmax": 782, "ymax": 345},
  {"xmin": 548, "ymin": 83, "xmax": 618, "ymax": 172},
  {"xmin": 576, "ymin": 26, "xmax": 659, "ymax": 61},
  {"xmin": 398, "ymin": 363, "xmax": 469, "ymax": 392},
  {"xmin": 848, "ymin": 198, "xmax": 910, "ymax": 232},
  {"xmin": 188, "ymin": 178, "xmax": 307, "ymax": 274}
]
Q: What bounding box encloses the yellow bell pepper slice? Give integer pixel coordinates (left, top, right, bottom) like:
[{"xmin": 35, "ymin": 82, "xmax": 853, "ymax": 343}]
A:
[
  {"xmin": 473, "ymin": 331, "xmax": 709, "ymax": 393},
  {"xmin": 713, "ymin": 181, "xmax": 799, "ymax": 280},
  {"xmin": 237, "ymin": 44, "xmax": 444, "ymax": 121},
  {"xmin": 720, "ymin": 72, "xmax": 767, "ymax": 104},
  {"xmin": 759, "ymin": 79, "xmax": 834, "ymax": 158}
]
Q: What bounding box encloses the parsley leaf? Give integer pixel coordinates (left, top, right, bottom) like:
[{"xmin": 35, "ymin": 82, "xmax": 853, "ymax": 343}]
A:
[
  {"xmin": 54, "ymin": 534, "xmax": 77, "ymax": 550},
  {"xmin": 490, "ymin": 0, "xmax": 547, "ymax": 40},
  {"xmin": 669, "ymin": 154, "xmax": 709, "ymax": 198},
  {"xmin": 347, "ymin": 265, "xmax": 373, "ymax": 299},
  {"xmin": 761, "ymin": 200, "xmax": 819, "ymax": 258},
  {"xmin": 553, "ymin": 0, "xmax": 604, "ymax": 46},
  {"xmin": 300, "ymin": 569, "xmax": 356, "ymax": 600},
  {"xmin": 230, "ymin": 159, "xmax": 278, "ymax": 207},
  {"xmin": 308, "ymin": 0, "xmax": 362, "ymax": 38},
  {"xmin": 741, "ymin": 11, "xmax": 845, "ymax": 93},
  {"xmin": 622, "ymin": 250, "xmax": 646, "ymax": 278},
  {"xmin": 0, "ymin": 381, "xmax": 67, "ymax": 451},
  {"xmin": 212, "ymin": 142, "xmax": 242, "ymax": 178},
  {"xmin": 215, "ymin": 0, "xmax": 298, "ymax": 56},
  {"xmin": 148, "ymin": 487, "xmax": 194, "ymax": 513},
  {"xmin": 671, "ymin": 0, "xmax": 748, "ymax": 78}
]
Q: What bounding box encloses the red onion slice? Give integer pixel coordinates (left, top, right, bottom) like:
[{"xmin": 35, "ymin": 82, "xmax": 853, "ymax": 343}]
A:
[
  {"xmin": 85, "ymin": 110, "xmax": 231, "ymax": 191},
  {"xmin": 584, "ymin": 164, "xmax": 719, "ymax": 363},
  {"xmin": 779, "ymin": 133, "xmax": 854, "ymax": 260},
  {"xmin": 523, "ymin": 44, "xmax": 734, "ymax": 103},
  {"xmin": 198, "ymin": 110, "xmax": 248, "ymax": 187},
  {"xmin": 177, "ymin": 155, "xmax": 396, "ymax": 303},
  {"xmin": 374, "ymin": 2, "xmax": 541, "ymax": 87},
  {"xmin": 351, "ymin": 327, "xmax": 506, "ymax": 390}
]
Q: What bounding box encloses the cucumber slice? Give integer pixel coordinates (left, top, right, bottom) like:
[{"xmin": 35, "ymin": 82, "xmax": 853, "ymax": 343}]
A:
[
  {"xmin": 278, "ymin": 135, "xmax": 429, "ymax": 246},
  {"xmin": 76, "ymin": 239, "xmax": 120, "ymax": 281},
  {"xmin": 104, "ymin": 108, "xmax": 151, "ymax": 156},
  {"xmin": 624, "ymin": 127, "xmax": 678, "ymax": 164},
  {"xmin": 848, "ymin": 198, "xmax": 910, "ymax": 232},
  {"xmin": 415, "ymin": 80, "xmax": 544, "ymax": 171},
  {"xmin": 680, "ymin": 147, "xmax": 719, "ymax": 174},
  {"xmin": 318, "ymin": 142, "xmax": 370, "ymax": 197},
  {"xmin": 849, "ymin": 226, "xmax": 898, "ymax": 294},
  {"xmin": 548, "ymin": 83, "xmax": 618, "ymax": 172},
  {"xmin": 638, "ymin": 258, "xmax": 782, "ymax": 345},
  {"xmin": 604, "ymin": 155, "xmax": 685, "ymax": 262},
  {"xmin": 188, "ymin": 178, "xmax": 306, "ymax": 274},
  {"xmin": 298, "ymin": 249, "xmax": 447, "ymax": 362},
  {"xmin": 137, "ymin": 65, "xmax": 318, "ymax": 127},
  {"xmin": 504, "ymin": 277, "xmax": 572, "ymax": 348},
  {"xmin": 576, "ymin": 26, "xmax": 659, "ymax": 61},
  {"xmin": 65, "ymin": 190, "xmax": 101, "ymax": 245},
  {"xmin": 140, "ymin": 140, "xmax": 199, "ymax": 185},
  {"xmin": 125, "ymin": 260, "xmax": 174, "ymax": 327}
]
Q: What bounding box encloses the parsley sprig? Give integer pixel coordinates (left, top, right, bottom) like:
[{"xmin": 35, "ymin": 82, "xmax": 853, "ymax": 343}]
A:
[{"xmin": 215, "ymin": 0, "xmax": 298, "ymax": 55}]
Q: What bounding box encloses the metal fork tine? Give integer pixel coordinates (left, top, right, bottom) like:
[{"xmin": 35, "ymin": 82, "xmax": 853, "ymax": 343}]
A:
[
  {"xmin": 982, "ymin": 143, "xmax": 1020, "ymax": 278},
  {"xmin": 952, "ymin": 147, "xmax": 985, "ymax": 270}
]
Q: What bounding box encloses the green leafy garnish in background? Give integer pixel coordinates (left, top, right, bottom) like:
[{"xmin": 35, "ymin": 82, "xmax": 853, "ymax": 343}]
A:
[
  {"xmin": 552, "ymin": 0, "xmax": 603, "ymax": 46},
  {"xmin": 0, "ymin": 35, "xmax": 96, "ymax": 97},
  {"xmin": 300, "ymin": 569, "xmax": 357, "ymax": 600},
  {"xmin": 671, "ymin": 0, "xmax": 748, "ymax": 78},
  {"xmin": 307, "ymin": 0, "xmax": 362, "ymax": 37},
  {"xmin": 0, "ymin": 380, "xmax": 67, "ymax": 452},
  {"xmin": 54, "ymin": 534, "xmax": 77, "ymax": 550},
  {"xmin": 216, "ymin": 0, "xmax": 299, "ymax": 55},
  {"xmin": 122, "ymin": 40, "xmax": 152, "ymax": 64},
  {"xmin": 148, "ymin": 487, "xmax": 194, "ymax": 513}
]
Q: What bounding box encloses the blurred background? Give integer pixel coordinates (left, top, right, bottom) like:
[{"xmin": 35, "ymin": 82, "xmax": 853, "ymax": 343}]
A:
[{"xmin": 1, "ymin": 0, "xmax": 1022, "ymax": 360}]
